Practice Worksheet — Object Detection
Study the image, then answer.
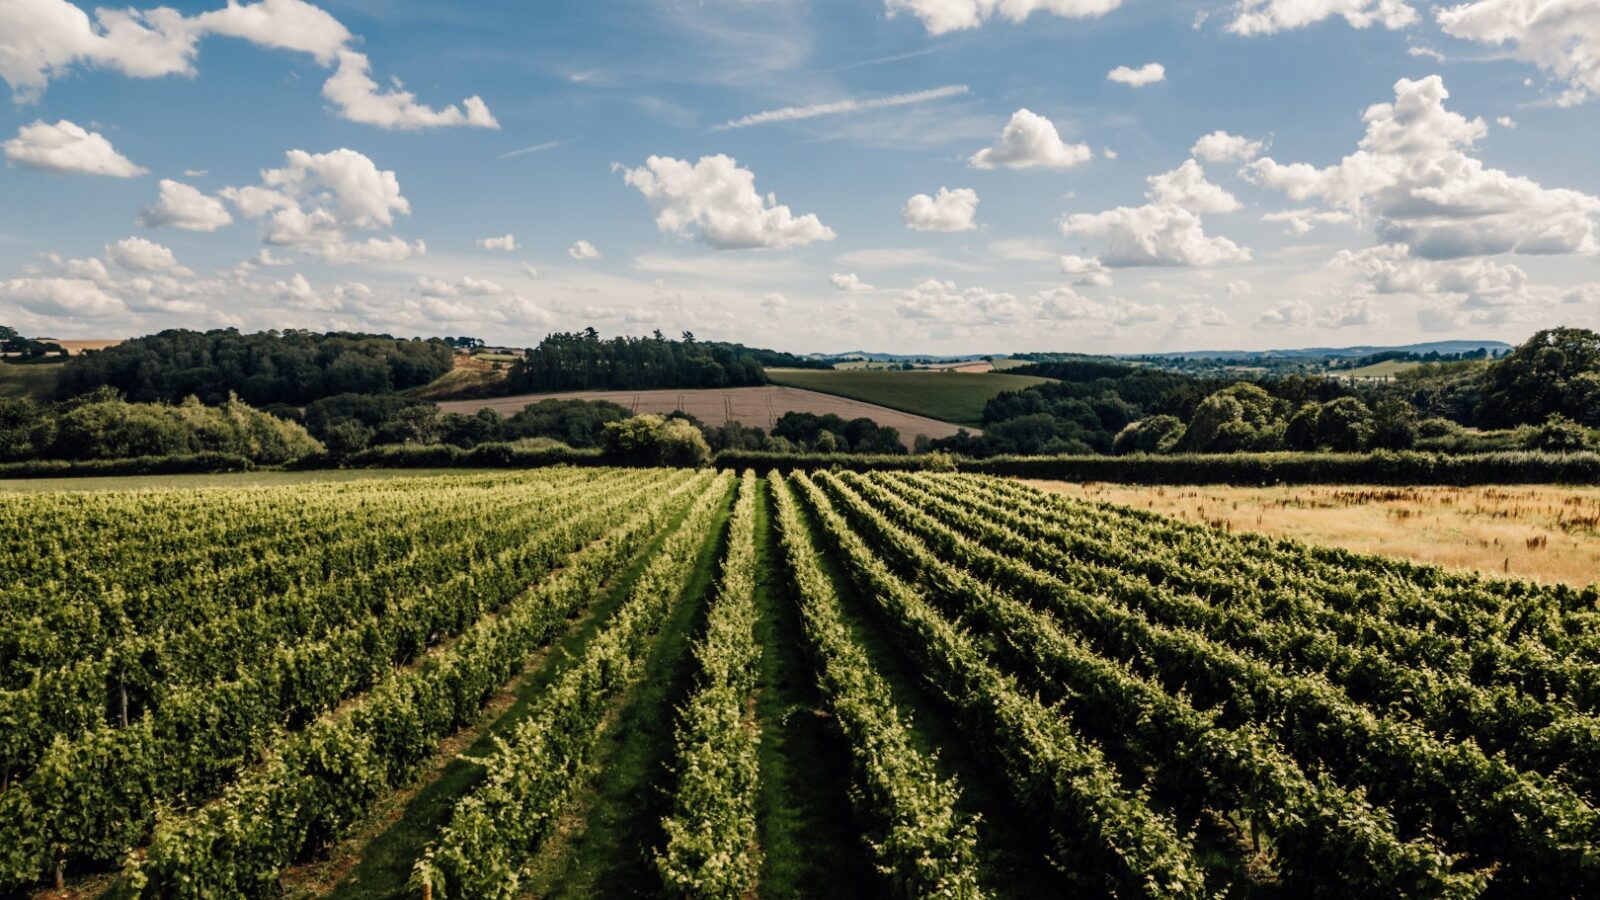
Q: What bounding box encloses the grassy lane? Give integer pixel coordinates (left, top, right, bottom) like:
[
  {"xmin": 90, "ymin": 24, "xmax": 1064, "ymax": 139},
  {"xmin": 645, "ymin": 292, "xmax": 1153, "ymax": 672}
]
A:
[
  {"xmin": 299, "ymin": 486, "xmax": 719, "ymax": 900},
  {"xmin": 786, "ymin": 484, "xmax": 1063, "ymax": 898},
  {"xmin": 751, "ymin": 478, "xmax": 879, "ymax": 898},
  {"xmin": 520, "ymin": 482, "xmax": 736, "ymax": 898}
]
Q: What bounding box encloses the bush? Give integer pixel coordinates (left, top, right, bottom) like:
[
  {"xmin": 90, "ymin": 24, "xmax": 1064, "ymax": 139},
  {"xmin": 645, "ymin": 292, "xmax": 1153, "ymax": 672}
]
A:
[
  {"xmin": 1113, "ymin": 415, "xmax": 1186, "ymax": 455},
  {"xmin": 0, "ymin": 453, "xmax": 254, "ymax": 480},
  {"xmin": 1523, "ymin": 415, "xmax": 1598, "ymax": 453},
  {"xmin": 601, "ymin": 415, "xmax": 712, "ymax": 468},
  {"xmin": 52, "ymin": 394, "xmax": 322, "ymax": 463}
]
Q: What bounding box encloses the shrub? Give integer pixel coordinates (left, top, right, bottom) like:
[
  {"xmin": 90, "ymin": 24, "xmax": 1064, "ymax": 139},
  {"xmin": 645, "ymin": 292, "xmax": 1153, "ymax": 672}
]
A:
[{"xmin": 601, "ymin": 415, "xmax": 712, "ymax": 468}]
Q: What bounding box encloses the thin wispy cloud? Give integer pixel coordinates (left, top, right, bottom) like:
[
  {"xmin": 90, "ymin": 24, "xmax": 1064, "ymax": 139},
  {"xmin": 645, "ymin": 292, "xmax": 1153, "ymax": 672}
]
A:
[
  {"xmin": 713, "ymin": 85, "xmax": 971, "ymax": 130},
  {"xmin": 497, "ymin": 140, "xmax": 568, "ymax": 160},
  {"xmin": 817, "ymin": 46, "xmax": 946, "ymax": 73}
]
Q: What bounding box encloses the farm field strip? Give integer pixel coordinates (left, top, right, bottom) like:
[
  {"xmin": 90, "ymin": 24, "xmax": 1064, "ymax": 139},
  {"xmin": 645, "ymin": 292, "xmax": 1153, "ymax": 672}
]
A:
[
  {"xmin": 657, "ymin": 471, "xmax": 763, "ymax": 897},
  {"xmin": 5, "ymin": 467, "xmax": 1599, "ymax": 897},
  {"xmin": 765, "ymin": 369, "xmax": 1051, "ymax": 427},
  {"xmin": 415, "ymin": 472, "xmax": 732, "ymax": 898}
]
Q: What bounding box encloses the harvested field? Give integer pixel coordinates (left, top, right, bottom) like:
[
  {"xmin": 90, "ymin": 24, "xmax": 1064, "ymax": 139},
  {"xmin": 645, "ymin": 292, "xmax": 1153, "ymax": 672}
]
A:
[
  {"xmin": 1029, "ymin": 481, "xmax": 1600, "ymax": 588},
  {"xmin": 437, "ymin": 386, "xmax": 976, "ymax": 448}
]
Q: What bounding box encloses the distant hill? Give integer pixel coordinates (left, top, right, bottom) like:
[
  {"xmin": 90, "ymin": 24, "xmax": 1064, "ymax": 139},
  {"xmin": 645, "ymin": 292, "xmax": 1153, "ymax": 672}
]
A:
[{"xmin": 1141, "ymin": 340, "xmax": 1512, "ymax": 361}]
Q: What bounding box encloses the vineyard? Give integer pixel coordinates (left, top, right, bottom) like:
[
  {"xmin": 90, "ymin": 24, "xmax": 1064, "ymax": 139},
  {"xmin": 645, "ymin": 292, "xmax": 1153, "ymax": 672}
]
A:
[{"xmin": 2, "ymin": 468, "xmax": 1599, "ymax": 898}]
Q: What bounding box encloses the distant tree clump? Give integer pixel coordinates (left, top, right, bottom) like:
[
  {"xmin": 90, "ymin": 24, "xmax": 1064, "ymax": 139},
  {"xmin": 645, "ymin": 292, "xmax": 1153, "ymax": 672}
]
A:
[
  {"xmin": 57, "ymin": 329, "xmax": 455, "ymax": 406},
  {"xmin": 602, "ymin": 414, "xmax": 713, "ymax": 467},
  {"xmin": 1478, "ymin": 327, "xmax": 1600, "ymax": 428},
  {"xmin": 506, "ymin": 329, "xmax": 824, "ymax": 394}
]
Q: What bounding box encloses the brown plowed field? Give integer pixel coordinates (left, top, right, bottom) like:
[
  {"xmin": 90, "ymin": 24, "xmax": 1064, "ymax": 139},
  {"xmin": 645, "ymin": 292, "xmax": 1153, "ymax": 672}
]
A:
[{"xmin": 436, "ymin": 386, "xmax": 977, "ymax": 449}]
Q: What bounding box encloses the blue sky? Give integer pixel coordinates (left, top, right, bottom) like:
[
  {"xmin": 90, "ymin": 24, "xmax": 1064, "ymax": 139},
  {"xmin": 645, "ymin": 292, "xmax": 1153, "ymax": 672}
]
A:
[{"xmin": 1, "ymin": 0, "xmax": 1597, "ymax": 354}]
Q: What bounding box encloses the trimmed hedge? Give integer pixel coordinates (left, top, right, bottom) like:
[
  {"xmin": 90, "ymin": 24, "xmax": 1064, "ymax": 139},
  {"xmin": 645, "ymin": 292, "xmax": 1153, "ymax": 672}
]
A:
[
  {"xmin": 717, "ymin": 450, "xmax": 1600, "ymax": 486},
  {"xmin": 337, "ymin": 442, "xmax": 607, "ymax": 470},
  {"xmin": 0, "ymin": 453, "xmax": 254, "ymax": 479}
]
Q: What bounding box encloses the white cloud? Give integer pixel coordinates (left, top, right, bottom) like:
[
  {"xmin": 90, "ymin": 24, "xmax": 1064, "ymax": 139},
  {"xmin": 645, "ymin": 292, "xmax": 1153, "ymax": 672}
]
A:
[
  {"xmin": 0, "ymin": 0, "xmax": 496, "ymax": 129},
  {"xmin": 106, "ymin": 236, "xmax": 190, "ymax": 274},
  {"xmin": 1058, "ymin": 254, "xmax": 1114, "ymax": 286},
  {"xmin": 1062, "ymin": 160, "xmax": 1250, "ymax": 267},
  {"xmin": 969, "ymin": 108, "xmax": 1092, "ymax": 170},
  {"xmin": 417, "ymin": 274, "xmax": 507, "ymax": 297},
  {"xmin": 568, "ymin": 239, "xmax": 601, "ymax": 260},
  {"xmin": 830, "ymin": 272, "xmax": 875, "ymax": 292},
  {"xmin": 0, "ymin": 276, "xmax": 124, "ymax": 316},
  {"xmin": 521, "ymin": 262, "xmax": 541, "ymax": 279},
  {"xmin": 139, "ymin": 178, "xmax": 233, "ymax": 231},
  {"xmin": 2, "ymin": 119, "xmax": 146, "ymax": 176},
  {"xmin": 1227, "ymin": 279, "xmax": 1253, "ymax": 295},
  {"xmin": 222, "ymin": 147, "xmax": 422, "ymax": 263},
  {"xmin": 619, "ymin": 154, "xmax": 835, "ymax": 250},
  {"xmin": 1107, "ymin": 63, "xmax": 1166, "ymax": 87},
  {"xmin": 1262, "ymin": 207, "xmax": 1354, "ymax": 234},
  {"xmin": 1497, "ymin": 115, "xmax": 1518, "ymax": 129},
  {"xmin": 903, "ymin": 187, "xmax": 980, "ymax": 232},
  {"xmin": 1318, "ymin": 295, "xmax": 1390, "ymax": 327},
  {"xmin": 1226, "ymin": 0, "xmax": 1419, "ymax": 35},
  {"xmin": 322, "ymin": 50, "xmax": 498, "ymax": 131},
  {"xmin": 1436, "ymin": 0, "xmax": 1600, "ymax": 105},
  {"xmin": 884, "ymin": 0, "xmax": 1127, "ymax": 36},
  {"xmin": 714, "ymin": 84, "xmax": 970, "ymax": 130},
  {"xmin": 1247, "ymin": 76, "xmax": 1600, "ymax": 259},
  {"xmin": 477, "ymin": 233, "xmax": 519, "ymax": 251},
  {"xmin": 1254, "ymin": 298, "xmax": 1314, "ymax": 329},
  {"xmin": 762, "ymin": 292, "xmax": 790, "ymax": 316},
  {"xmin": 1333, "ymin": 243, "xmax": 1536, "ymax": 311},
  {"xmin": 1174, "ymin": 303, "xmax": 1234, "ymax": 327},
  {"xmin": 1190, "ymin": 130, "xmax": 1265, "ymax": 162}
]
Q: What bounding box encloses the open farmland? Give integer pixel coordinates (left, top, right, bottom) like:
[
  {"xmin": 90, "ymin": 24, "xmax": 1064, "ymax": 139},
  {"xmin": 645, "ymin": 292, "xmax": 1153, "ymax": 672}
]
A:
[
  {"xmin": 1036, "ymin": 482, "xmax": 1600, "ymax": 587},
  {"xmin": 4, "ymin": 468, "xmax": 1600, "ymax": 898},
  {"xmin": 765, "ymin": 369, "xmax": 1052, "ymax": 426},
  {"xmin": 437, "ymin": 385, "xmax": 976, "ymax": 448}
]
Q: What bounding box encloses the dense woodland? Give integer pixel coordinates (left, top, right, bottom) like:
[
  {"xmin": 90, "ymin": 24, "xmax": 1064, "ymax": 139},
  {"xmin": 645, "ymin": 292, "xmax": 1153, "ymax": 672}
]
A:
[
  {"xmin": 505, "ymin": 328, "xmax": 827, "ymax": 393},
  {"xmin": 55, "ymin": 329, "xmax": 455, "ymax": 405},
  {"xmin": 939, "ymin": 328, "xmax": 1600, "ymax": 458}
]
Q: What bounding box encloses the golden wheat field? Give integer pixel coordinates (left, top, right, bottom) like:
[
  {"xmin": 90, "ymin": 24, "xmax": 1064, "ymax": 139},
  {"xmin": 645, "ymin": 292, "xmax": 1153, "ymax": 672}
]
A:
[{"xmin": 1027, "ymin": 481, "xmax": 1600, "ymax": 588}]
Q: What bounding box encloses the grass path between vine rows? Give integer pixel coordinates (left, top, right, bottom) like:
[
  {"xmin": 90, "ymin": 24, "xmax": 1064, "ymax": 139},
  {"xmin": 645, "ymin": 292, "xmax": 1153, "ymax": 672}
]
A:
[
  {"xmin": 787, "ymin": 480, "xmax": 1064, "ymax": 899},
  {"xmin": 517, "ymin": 480, "xmax": 735, "ymax": 898},
  {"xmin": 749, "ymin": 477, "xmax": 879, "ymax": 898},
  {"xmin": 277, "ymin": 482, "xmax": 721, "ymax": 900}
]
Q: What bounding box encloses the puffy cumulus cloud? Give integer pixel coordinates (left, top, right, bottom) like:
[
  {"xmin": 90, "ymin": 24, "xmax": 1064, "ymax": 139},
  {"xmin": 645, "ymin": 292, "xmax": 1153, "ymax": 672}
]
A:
[
  {"xmin": 1147, "ymin": 159, "xmax": 1242, "ymax": 214},
  {"xmin": 1190, "ymin": 130, "xmax": 1265, "ymax": 163},
  {"xmin": 830, "ymin": 272, "xmax": 875, "ymax": 292},
  {"xmin": 1436, "ymin": 0, "xmax": 1600, "ymax": 106},
  {"xmin": 1225, "ymin": 0, "xmax": 1418, "ymax": 35},
  {"xmin": 1254, "ymin": 298, "xmax": 1314, "ymax": 329},
  {"xmin": 322, "ymin": 50, "xmax": 497, "ymax": 131},
  {"xmin": 267, "ymin": 272, "xmax": 351, "ymax": 311},
  {"xmin": 618, "ymin": 155, "xmax": 835, "ymax": 250},
  {"xmin": 1058, "ymin": 254, "xmax": 1113, "ymax": 286},
  {"xmin": 884, "ymin": 0, "xmax": 1126, "ymax": 36},
  {"xmin": 106, "ymin": 236, "xmax": 190, "ymax": 274},
  {"xmin": 1333, "ymin": 243, "xmax": 1536, "ymax": 310},
  {"xmin": 477, "ymin": 233, "xmax": 519, "ymax": 252},
  {"xmin": 895, "ymin": 278, "xmax": 1163, "ymax": 333},
  {"xmin": 140, "ymin": 178, "xmax": 233, "ymax": 231},
  {"xmin": 762, "ymin": 292, "xmax": 790, "ymax": 316},
  {"xmin": 1061, "ymin": 160, "xmax": 1250, "ymax": 268},
  {"xmin": 568, "ymin": 240, "xmax": 601, "ymax": 260},
  {"xmin": 1248, "ymin": 76, "xmax": 1600, "ymax": 259},
  {"xmin": 1107, "ymin": 62, "xmax": 1166, "ymax": 87},
  {"xmin": 1318, "ymin": 295, "xmax": 1390, "ymax": 327},
  {"xmin": 416, "ymin": 274, "xmax": 508, "ymax": 297},
  {"xmin": 969, "ymin": 109, "xmax": 1092, "ymax": 170},
  {"xmin": 222, "ymin": 147, "xmax": 422, "ymax": 263},
  {"xmin": 2, "ymin": 119, "xmax": 146, "ymax": 176},
  {"xmin": 1174, "ymin": 303, "xmax": 1234, "ymax": 327},
  {"xmin": 0, "ymin": 0, "xmax": 495, "ymax": 129},
  {"xmin": 1262, "ymin": 207, "xmax": 1354, "ymax": 235},
  {"xmin": 1564, "ymin": 284, "xmax": 1600, "ymax": 305},
  {"xmin": 1227, "ymin": 280, "xmax": 1253, "ymax": 295},
  {"xmin": 903, "ymin": 187, "xmax": 980, "ymax": 232},
  {"xmin": 0, "ymin": 276, "xmax": 124, "ymax": 316}
]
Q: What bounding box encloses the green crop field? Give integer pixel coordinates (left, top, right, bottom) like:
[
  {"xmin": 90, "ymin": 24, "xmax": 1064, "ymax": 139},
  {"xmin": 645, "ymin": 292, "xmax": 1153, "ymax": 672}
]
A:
[
  {"xmin": 1335, "ymin": 359, "xmax": 1420, "ymax": 379},
  {"xmin": 0, "ymin": 361, "xmax": 62, "ymax": 401},
  {"xmin": 767, "ymin": 369, "xmax": 1051, "ymax": 426},
  {"xmin": 3, "ymin": 466, "xmax": 1596, "ymax": 898}
]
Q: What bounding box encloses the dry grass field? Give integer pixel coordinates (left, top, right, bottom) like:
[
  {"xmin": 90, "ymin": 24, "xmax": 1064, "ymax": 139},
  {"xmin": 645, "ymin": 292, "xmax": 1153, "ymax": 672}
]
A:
[
  {"xmin": 439, "ymin": 385, "xmax": 977, "ymax": 448},
  {"xmin": 1028, "ymin": 481, "xmax": 1600, "ymax": 588}
]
